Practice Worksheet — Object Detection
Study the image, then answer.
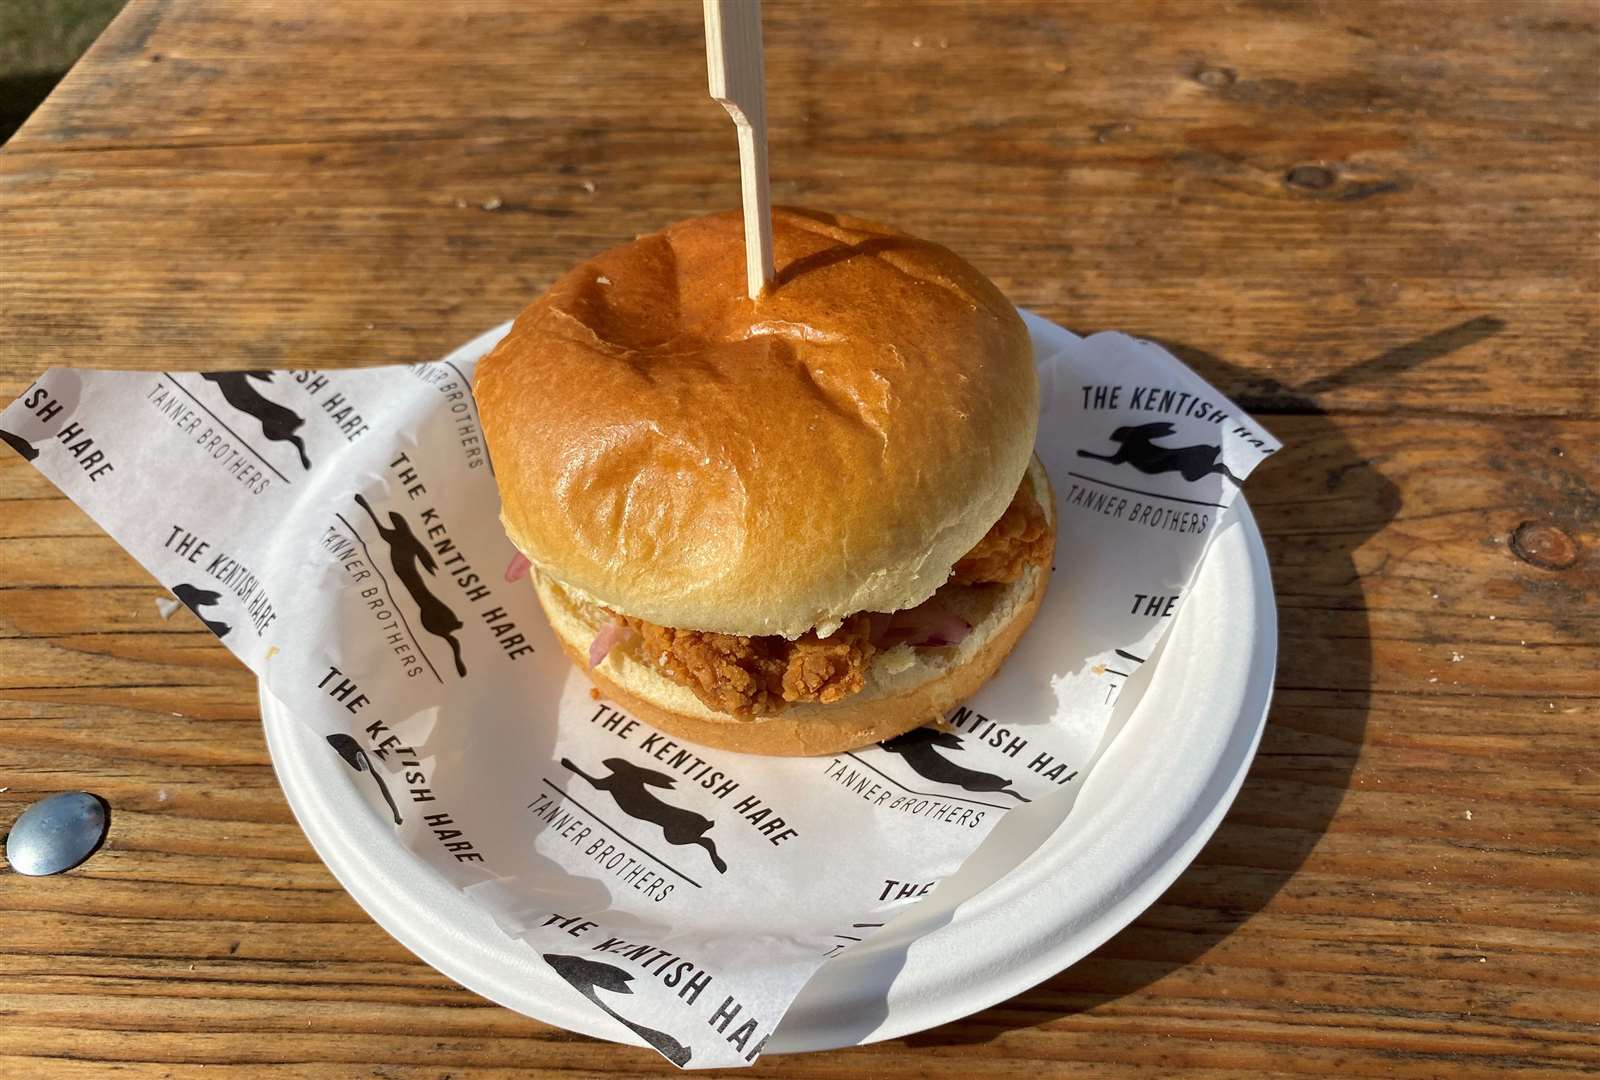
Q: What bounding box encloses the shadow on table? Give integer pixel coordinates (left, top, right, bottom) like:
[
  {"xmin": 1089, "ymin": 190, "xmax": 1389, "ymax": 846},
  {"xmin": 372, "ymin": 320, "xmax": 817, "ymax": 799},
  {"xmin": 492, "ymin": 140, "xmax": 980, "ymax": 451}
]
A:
[{"xmin": 900, "ymin": 316, "xmax": 1504, "ymax": 1048}]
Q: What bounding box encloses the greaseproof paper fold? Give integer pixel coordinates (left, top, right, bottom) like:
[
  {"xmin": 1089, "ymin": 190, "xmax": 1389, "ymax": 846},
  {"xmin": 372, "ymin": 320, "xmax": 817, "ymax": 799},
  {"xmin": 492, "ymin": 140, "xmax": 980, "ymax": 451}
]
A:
[{"xmin": 2, "ymin": 318, "xmax": 1278, "ymax": 1067}]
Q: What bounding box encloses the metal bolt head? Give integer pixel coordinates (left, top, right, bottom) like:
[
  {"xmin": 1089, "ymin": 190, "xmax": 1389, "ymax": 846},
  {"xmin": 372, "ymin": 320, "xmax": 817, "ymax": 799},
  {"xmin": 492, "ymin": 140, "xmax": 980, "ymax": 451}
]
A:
[{"xmin": 5, "ymin": 791, "xmax": 109, "ymax": 876}]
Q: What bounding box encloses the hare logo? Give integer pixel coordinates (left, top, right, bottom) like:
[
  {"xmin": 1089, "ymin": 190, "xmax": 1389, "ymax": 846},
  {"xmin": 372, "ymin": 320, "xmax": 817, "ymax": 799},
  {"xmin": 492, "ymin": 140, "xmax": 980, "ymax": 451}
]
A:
[
  {"xmin": 880, "ymin": 728, "xmax": 1030, "ymax": 802},
  {"xmin": 352, "ymin": 493, "xmax": 468, "ymax": 677},
  {"xmin": 199, "ymin": 371, "xmax": 312, "ymax": 470},
  {"xmin": 1078, "ymin": 421, "xmax": 1242, "ymax": 483},
  {"xmin": 1, "ymin": 428, "xmax": 38, "ymax": 461},
  {"xmin": 326, "ymin": 734, "xmax": 403, "ymax": 825},
  {"xmin": 172, "ymin": 583, "xmax": 231, "ymax": 639},
  {"xmin": 561, "ymin": 757, "xmax": 728, "ymax": 873},
  {"xmin": 543, "ymin": 954, "xmax": 692, "ymax": 1066}
]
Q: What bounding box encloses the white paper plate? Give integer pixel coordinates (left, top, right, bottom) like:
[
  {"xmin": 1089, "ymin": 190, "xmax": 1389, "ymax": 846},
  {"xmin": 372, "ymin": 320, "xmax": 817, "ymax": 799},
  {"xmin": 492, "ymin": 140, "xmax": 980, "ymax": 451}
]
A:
[{"xmin": 259, "ymin": 313, "xmax": 1277, "ymax": 1054}]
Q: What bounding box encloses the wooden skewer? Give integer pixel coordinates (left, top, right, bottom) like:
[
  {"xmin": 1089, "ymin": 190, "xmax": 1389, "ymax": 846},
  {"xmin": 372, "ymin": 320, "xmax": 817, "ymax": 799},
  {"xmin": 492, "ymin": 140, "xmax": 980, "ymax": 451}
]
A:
[{"xmin": 703, "ymin": 0, "xmax": 775, "ymax": 299}]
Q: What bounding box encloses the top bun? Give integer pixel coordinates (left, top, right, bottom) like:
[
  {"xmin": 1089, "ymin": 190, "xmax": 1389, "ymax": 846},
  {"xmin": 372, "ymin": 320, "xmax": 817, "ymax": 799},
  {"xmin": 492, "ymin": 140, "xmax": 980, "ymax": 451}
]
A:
[{"xmin": 473, "ymin": 207, "xmax": 1037, "ymax": 639}]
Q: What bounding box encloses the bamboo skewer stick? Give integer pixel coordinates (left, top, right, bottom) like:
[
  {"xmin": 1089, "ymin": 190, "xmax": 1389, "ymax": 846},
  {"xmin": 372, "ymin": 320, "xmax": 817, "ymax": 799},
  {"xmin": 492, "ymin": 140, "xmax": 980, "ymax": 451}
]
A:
[{"xmin": 703, "ymin": 0, "xmax": 775, "ymax": 299}]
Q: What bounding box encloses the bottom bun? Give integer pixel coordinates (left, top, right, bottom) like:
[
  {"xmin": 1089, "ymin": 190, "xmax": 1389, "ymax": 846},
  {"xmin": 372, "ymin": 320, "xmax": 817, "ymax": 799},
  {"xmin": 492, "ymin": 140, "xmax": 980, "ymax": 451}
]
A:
[{"xmin": 533, "ymin": 458, "xmax": 1055, "ymax": 756}]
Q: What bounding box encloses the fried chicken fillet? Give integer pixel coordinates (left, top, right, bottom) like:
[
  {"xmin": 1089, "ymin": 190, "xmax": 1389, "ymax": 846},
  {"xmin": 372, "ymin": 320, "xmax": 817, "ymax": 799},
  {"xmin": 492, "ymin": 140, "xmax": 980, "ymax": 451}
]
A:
[{"xmin": 605, "ymin": 480, "xmax": 1051, "ymax": 719}]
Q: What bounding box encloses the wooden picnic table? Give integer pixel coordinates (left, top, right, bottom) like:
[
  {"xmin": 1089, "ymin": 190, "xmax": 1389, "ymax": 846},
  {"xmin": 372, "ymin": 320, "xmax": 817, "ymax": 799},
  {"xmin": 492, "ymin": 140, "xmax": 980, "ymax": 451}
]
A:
[{"xmin": 1, "ymin": 1, "xmax": 1595, "ymax": 1075}]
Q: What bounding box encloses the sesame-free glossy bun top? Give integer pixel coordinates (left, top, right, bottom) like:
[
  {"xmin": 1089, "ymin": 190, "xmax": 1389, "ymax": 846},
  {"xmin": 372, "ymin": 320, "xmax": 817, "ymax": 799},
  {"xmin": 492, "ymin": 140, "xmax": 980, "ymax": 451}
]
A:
[{"xmin": 473, "ymin": 207, "xmax": 1037, "ymax": 639}]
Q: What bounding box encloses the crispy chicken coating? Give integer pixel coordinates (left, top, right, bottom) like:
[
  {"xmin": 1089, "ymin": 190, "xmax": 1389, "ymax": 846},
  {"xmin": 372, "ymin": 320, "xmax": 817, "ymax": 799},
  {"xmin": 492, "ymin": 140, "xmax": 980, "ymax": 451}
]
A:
[
  {"xmin": 614, "ymin": 612, "xmax": 876, "ymax": 719},
  {"xmin": 949, "ymin": 484, "xmax": 1052, "ymax": 585},
  {"xmin": 607, "ymin": 481, "xmax": 1048, "ymax": 718}
]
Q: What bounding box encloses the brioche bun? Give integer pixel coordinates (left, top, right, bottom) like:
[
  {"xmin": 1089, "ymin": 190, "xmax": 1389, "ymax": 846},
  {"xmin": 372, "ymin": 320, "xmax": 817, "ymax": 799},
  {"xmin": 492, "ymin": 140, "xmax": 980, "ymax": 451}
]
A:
[
  {"xmin": 534, "ymin": 458, "xmax": 1054, "ymax": 756},
  {"xmin": 474, "ymin": 207, "xmax": 1037, "ymax": 640}
]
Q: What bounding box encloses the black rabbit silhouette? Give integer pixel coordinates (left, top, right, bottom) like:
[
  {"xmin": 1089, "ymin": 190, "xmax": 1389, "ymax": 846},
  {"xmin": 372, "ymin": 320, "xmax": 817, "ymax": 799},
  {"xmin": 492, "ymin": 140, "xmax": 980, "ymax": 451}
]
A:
[
  {"xmin": 200, "ymin": 371, "xmax": 312, "ymax": 470},
  {"xmin": 1077, "ymin": 421, "xmax": 1242, "ymax": 483},
  {"xmin": 880, "ymin": 727, "xmax": 1029, "ymax": 802},
  {"xmin": 562, "ymin": 757, "xmax": 727, "ymax": 873}
]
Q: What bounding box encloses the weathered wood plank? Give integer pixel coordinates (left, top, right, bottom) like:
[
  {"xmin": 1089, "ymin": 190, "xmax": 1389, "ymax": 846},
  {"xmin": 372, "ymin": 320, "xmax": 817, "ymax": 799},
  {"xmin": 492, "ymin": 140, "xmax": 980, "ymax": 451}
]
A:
[{"xmin": 2, "ymin": 1, "xmax": 1595, "ymax": 417}]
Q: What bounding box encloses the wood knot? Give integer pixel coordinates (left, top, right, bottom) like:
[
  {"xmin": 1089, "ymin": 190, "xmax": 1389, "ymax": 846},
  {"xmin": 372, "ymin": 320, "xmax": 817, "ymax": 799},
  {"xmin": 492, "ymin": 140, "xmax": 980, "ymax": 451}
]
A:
[
  {"xmin": 1090, "ymin": 121, "xmax": 1134, "ymax": 144},
  {"xmin": 1194, "ymin": 64, "xmax": 1236, "ymax": 88},
  {"xmin": 1285, "ymin": 165, "xmax": 1337, "ymax": 190},
  {"xmin": 1509, "ymin": 521, "xmax": 1579, "ymax": 570}
]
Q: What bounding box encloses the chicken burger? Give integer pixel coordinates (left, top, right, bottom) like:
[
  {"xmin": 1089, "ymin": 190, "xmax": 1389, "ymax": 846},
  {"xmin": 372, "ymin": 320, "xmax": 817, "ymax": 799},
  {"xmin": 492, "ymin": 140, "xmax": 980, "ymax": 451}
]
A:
[{"xmin": 474, "ymin": 207, "xmax": 1054, "ymax": 755}]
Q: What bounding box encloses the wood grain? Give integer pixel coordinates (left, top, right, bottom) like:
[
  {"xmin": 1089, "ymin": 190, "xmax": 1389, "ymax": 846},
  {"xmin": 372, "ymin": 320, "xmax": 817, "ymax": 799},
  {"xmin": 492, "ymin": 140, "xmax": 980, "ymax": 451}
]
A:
[{"xmin": 1, "ymin": 0, "xmax": 1596, "ymax": 1076}]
